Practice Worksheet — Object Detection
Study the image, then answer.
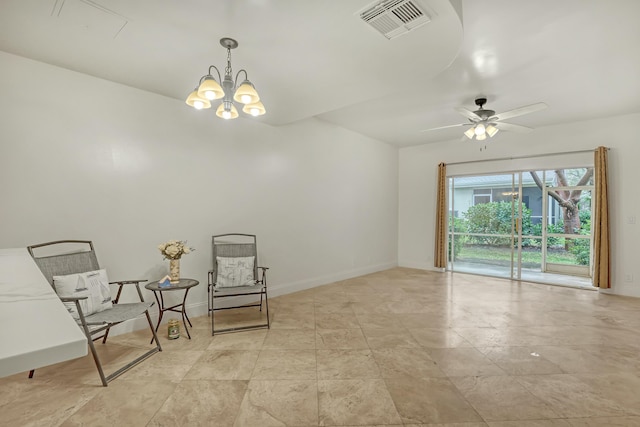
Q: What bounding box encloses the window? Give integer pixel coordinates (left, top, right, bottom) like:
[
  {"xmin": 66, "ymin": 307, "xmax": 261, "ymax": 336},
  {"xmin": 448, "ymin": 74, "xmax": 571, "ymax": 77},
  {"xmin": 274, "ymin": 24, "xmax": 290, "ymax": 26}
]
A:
[{"xmin": 473, "ymin": 189, "xmax": 492, "ymax": 205}]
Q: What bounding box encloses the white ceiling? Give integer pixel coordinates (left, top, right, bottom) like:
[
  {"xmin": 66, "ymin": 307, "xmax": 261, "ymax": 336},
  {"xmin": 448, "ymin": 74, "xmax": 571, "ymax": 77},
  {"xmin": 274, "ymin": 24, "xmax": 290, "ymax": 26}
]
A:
[{"xmin": 1, "ymin": 0, "xmax": 639, "ymax": 147}]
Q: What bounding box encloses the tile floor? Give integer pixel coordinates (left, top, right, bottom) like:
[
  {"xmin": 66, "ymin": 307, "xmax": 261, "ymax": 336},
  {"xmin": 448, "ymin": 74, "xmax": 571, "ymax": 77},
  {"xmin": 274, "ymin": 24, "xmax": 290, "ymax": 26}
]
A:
[{"xmin": 2, "ymin": 268, "xmax": 640, "ymax": 426}]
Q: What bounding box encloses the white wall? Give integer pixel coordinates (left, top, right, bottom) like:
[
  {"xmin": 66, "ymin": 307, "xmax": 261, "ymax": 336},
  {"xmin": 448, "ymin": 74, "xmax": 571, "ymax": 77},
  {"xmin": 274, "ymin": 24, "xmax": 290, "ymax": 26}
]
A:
[
  {"xmin": 399, "ymin": 112, "xmax": 640, "ymax": 297},
  {"xmin": 0, "ymin": 51, "xmax": 399, "ymax": 322}
]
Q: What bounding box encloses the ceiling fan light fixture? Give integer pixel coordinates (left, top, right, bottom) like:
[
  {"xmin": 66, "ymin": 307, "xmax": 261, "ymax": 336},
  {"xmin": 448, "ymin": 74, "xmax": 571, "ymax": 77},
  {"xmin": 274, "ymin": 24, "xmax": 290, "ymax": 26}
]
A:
[
  {"xmin": 474, "ymin": 123, "xmax": 486, "ymax": 136},
  {"xmin": 185, "ymin": 89, "xmax": 211, "ymax": 110},
  {"xmin": 486, "ymin": 124, "xmax": 499, "ymax": 137},
  {"xmin": 464, "ymin": 127, "xmax": 475, "ymax": 139},
  {"xmin": 476, "ymin": 133, "xmax": 487, "ymax": 141}
]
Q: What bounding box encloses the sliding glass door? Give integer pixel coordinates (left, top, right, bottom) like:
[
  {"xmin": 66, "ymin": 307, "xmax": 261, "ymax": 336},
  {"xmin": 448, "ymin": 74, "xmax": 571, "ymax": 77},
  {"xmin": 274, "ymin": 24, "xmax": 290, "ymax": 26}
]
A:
[
  {"xmin": 448, "ymin": 173, "xmax": 519, "ymax": 279},
  {"xmin": 448, "ymin": 168, "xmax": 594, "ymax": 286}
]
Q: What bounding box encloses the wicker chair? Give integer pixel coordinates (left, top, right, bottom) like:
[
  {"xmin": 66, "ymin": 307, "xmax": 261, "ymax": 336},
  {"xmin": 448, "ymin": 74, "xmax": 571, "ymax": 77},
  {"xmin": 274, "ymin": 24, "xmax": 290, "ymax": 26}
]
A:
[
  {"xmin": 208, "ymin": 234, "xmax": 270, "ymax": 335},
  {"xmin": 27, "ymin": 240, "xmax": 161, "ymax": 386}
]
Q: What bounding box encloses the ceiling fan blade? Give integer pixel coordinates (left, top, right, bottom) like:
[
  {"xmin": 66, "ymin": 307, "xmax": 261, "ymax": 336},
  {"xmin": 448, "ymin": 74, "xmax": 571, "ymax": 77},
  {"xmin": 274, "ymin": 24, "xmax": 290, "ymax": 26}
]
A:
[
  {"xmin": 455, "ymin": 107, "xmax": 481, "ymax": 121},
  {"xmin": 494, "ymin": 122, "xmax": 533, "ymax": 133},
  {"xmin": 419, "ymin": 123, "xmax": 471, "ymax": 133},
  {"xmin": 491, "ymin": 102, "xmax": 547, "ymax": 121}
]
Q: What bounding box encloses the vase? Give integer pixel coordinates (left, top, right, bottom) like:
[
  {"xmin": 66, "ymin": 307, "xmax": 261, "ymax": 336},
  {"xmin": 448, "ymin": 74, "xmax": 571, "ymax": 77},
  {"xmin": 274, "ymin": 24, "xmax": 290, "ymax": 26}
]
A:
[{"xmin": 169, "ymin": 259, "xmax": 180, "ymax": 284}]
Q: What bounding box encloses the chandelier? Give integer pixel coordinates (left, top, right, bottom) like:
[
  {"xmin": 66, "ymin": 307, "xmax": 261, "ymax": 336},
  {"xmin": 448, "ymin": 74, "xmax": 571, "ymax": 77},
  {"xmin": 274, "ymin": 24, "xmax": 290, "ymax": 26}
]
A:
[{"xmin": 185, "ymin": 37, "xmax": 265, "ymax": 119}]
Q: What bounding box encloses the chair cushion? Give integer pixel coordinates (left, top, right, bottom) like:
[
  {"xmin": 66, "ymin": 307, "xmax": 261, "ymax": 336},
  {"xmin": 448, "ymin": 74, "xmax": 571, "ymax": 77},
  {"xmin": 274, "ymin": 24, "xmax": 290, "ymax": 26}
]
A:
[
  {"xmin": 216, "ymin": 256, "xmax": 255, "ymax": 287},
  {"xmin": 53, "ymin": 269, "xmax": 113, "ymax": 319}
]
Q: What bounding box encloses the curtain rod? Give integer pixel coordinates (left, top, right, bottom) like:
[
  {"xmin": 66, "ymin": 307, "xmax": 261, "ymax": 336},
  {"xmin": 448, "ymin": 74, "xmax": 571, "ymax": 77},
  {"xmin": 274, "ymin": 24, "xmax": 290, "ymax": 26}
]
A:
[{"xmin": 446, "ymin": 147, "xmax": 608, "ymax": 167}]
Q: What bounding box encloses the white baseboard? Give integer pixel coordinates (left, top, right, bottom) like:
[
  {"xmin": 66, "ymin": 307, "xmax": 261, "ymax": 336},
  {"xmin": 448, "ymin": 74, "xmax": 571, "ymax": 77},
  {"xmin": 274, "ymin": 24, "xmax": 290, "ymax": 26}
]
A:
[
  {"xmin": 106, "ymin": 261, "xmax": 397, "ymax": 337},
  {"xmin": 268, "ymin": 261, "xmax": 397, "ymax": 297},
  {"xmin": 397, "ymin": 260, "xmax": 445, "ymax": 273}
]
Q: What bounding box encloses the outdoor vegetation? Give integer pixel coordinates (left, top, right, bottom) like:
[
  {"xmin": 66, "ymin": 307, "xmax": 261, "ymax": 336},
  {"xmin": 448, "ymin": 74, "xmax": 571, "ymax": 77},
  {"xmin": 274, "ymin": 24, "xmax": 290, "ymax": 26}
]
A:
[{"xmin": 449, "ymin": 168, "xmax": 593, "ymax": 268}]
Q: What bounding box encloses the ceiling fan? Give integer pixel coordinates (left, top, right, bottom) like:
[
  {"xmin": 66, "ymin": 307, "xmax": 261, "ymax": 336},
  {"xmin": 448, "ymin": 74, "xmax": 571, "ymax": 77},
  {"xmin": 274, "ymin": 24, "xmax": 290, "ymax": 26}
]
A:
[{"xmin": 421, "ymin": 97, "xmax": 548, "ymax": 141}]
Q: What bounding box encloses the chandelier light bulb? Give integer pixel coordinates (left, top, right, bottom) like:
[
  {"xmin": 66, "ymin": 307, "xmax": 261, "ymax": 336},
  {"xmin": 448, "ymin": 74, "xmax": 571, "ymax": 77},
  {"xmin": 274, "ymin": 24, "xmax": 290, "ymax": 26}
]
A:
[
  {"xmin": 185, "ymin": 89, "xmax": 211, "ymax": 110},
  {"xmin": 241, "ymin": 94, "xmax": 252, "ymax": 104},
  {"xmin": 474, "ymin": 123, "xmax": 486, "ymax": 136},
  {"xmin": 222, "ymin": 110, "xmax": 231, "ymax": 119}
]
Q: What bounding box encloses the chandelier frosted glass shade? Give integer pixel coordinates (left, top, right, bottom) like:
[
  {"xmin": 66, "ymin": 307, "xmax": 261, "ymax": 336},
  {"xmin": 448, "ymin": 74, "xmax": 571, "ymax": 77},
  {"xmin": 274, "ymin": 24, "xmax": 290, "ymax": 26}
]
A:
[
  {"xmin": 185, "ymin": 89, "xmax": 211, "ymax": 110},
  {"xmin": 216, "ymin": 103, "xmax": 239, "ymax": 120},
  {"xmin": 186, "ymin": 37, "xmax": 265, "ymax": 120},
  {"xmin": 242, "ymin": 101, "xmax": 266, "ymax": 117},
  {"xmin": 197, "ymin": 77, "xmax": 225, "ymax": 100},
  {"xmin": 233, "ymin": 81, "xmax": 260, "ymax": 104}
]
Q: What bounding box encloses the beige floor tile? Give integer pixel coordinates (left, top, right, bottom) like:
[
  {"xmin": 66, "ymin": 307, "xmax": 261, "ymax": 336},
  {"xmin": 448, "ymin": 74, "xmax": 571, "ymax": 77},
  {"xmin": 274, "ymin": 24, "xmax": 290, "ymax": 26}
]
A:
[
  {"xmin": 515, "ymin": 374, "xmax": 629, "ymax": 418},
  {"xmin": 350, "ymin": 298, "xmax": 395, "ymax": 314},
  {"xmin": 148, "ymin": 380, "xmax": 247, "ymax": 427},
  {"xmin": 207, "ymin": 329, "xmax": 267, "ymax": 350},
  {"xmin": 408, "ymin": 328, "xmax": 474, "ymax": 348},
  {"xmin": 61, "ymin": 379, "xmax": 176, "ymax": 427},
  {"xmin": 316, "ymin": 349, "xmax": 381, "ymax": 379},
  {"xmin": 150, "ymin": 326, "xmax": 215, "ymax": 351},
  {"xmin": 567, "ymin": 416, "xmax": 640, "ymax": 426},
  {"xmin": 7, "ymin": 267, "xmax": 640, "ymax": 426},
  {"xmin": 251, "ymin": 350, "xmax": 317, "ymax": 380},
  {"xmin": 354, "ymin": 312, "xmax": 404, "ymax": 329},
  {"xmin": 427, "ymin": 347, "xmax": 506, "ymax": 377},
  {"xmin": 234, "ymin": 380, "xmax": 318, "ymax": 426},
  {"xmin": 316, "ymin": 328, "xmax": 370, "ymax": 349},
  {"xmin": 571, "ymin": 372, "xmax": 640, "ymax": 416},
  {"xmin": 451, "ymin": 375, "xmax": 560, "ymax": 421},
  {"xmin": 487, "ymin": 421, "xmax": 572, "ymax": 427},
  {"xmin": 422, "ymin": 423, "xmax": 489, "ymax": 427},
  {"xmin": 212, "ymin": 308, "xmax": 270, "ymax": 331},
  {"xmin": 262, "ymin": 329, "xmax": 317, "ymax": 349},
  {"xmin": 0, "ymin": 380, "xmax": 100, "ymax": 427},
  {"xmin": 362, "ymin": 327, "xmax": 421, "ymax": 348},
  {"xmin": 118, "ymin": 350, "xmax": 204, "ymax": 382},
  {"xmin": 183, "ymin": 350, "xmax": 260, "ymax": 380},
  {"xmin": 318, "ymin": 379, "xmax": 402, "ymax": 426},
  {"xmin": 314, "ymin": 300, "xmax": 355, "ymax": 313},
  {"xmin": 385, "ymin": 377, "xmax": 483, "ymax": 424},
  {"xmin": 270, "ymin": 311, "xmax": 315, "ymax": 329},
  {"xmin": 478, "ymin": 347, "xmax": 564, "ymax": 375},
  {"xmin": 397, "ymin": 312, "xmax": 452, "ymax": 328},
  {"xmin": 535, "ymin": 345, "xmax": 640, "ymax": 374},
  {"xmin": 315, "ymin": 311, "xmax": 361, "ymax": 329},
  {"xmin": 187, "ymin": 314, "xmax": 214, "ymax": 330},
  {"xmin": 372, "ymin": 347, "xmax": 446, "ymax": 379}
]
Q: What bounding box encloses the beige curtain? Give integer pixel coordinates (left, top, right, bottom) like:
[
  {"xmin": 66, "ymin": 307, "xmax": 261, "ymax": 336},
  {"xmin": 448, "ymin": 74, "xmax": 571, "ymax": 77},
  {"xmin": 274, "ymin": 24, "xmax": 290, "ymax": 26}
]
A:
[
  {"xmin": 593, "ymin": 146, "xmax": 610, "ymax": 288},
  {"xmin": 434, "ymin": 162, "xmax": 447, "ymax": 269}
]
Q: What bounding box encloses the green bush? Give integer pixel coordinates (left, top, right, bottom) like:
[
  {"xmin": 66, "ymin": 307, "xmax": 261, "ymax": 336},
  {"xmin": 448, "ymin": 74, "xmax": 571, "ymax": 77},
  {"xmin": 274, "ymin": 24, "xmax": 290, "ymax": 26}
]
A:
[
  {"xmin": 570, "ymin": 211, "xmax": 591, "ymax": 265},
  {"xmin": 448, "ymin": 217, "xmax": 468, "ymax": 261},
  {"xmin": 463, "ymin": 201, "xmax": 527, "ymax": 246}
]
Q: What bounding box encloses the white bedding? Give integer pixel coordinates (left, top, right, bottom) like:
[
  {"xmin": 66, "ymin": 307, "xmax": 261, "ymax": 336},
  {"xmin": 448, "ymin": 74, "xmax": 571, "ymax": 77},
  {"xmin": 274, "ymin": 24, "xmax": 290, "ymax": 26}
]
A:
[{"xmin": 0, "ymin": 248, "xmax": 87, "ymax": 378}]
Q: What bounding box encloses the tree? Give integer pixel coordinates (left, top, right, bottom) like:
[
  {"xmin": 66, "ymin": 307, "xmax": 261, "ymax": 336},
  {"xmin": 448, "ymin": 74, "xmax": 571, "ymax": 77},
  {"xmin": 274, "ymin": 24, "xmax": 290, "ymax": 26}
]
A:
[{"xmin": 529, "ymin": 168, "xmax": 593, "ymax": 248}]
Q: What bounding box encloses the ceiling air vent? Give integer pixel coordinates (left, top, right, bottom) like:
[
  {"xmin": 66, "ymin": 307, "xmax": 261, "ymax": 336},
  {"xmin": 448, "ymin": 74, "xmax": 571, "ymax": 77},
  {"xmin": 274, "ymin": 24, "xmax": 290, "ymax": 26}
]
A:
[{"xmin": 358, "ymin": 0, "xmax": 431, "ymax": 40}]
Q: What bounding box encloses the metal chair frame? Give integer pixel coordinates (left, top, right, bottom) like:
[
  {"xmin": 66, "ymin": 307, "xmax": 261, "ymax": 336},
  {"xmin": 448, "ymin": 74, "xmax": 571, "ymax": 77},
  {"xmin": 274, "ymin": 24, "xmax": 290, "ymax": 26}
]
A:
[
  {"xmin": 27, "ymin": 240, "xmax": 162, "ymax": 386},
  {"xmin": 208, "ymin": 233, "xmax": 270, "ymax": 335}
]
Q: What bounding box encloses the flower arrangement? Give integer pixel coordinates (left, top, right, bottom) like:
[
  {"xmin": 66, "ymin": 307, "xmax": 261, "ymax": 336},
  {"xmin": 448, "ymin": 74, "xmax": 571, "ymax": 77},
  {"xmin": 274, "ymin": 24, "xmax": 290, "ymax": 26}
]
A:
[{"xmin": 158, "ymin": 240, "xmax": 194, "ymax": 260}]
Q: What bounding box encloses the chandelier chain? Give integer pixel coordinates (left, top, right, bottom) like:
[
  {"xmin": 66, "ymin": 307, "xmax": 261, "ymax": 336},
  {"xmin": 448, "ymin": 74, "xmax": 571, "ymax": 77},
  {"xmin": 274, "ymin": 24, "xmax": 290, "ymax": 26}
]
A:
[{"xmin": 225, "ymin": 48, "xmax": 233, "ymax": 77}]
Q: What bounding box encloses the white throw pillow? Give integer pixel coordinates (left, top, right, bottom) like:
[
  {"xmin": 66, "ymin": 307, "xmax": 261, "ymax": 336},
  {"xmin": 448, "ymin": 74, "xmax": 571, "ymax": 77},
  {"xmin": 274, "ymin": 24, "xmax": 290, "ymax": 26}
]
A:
[
  {"xmin": 53, "ymin": 269, "xmax": 113, "ymax": 319},
  {"xmin": 216, "ymin": 256, "xmax": 255, "ymax": 288}
]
